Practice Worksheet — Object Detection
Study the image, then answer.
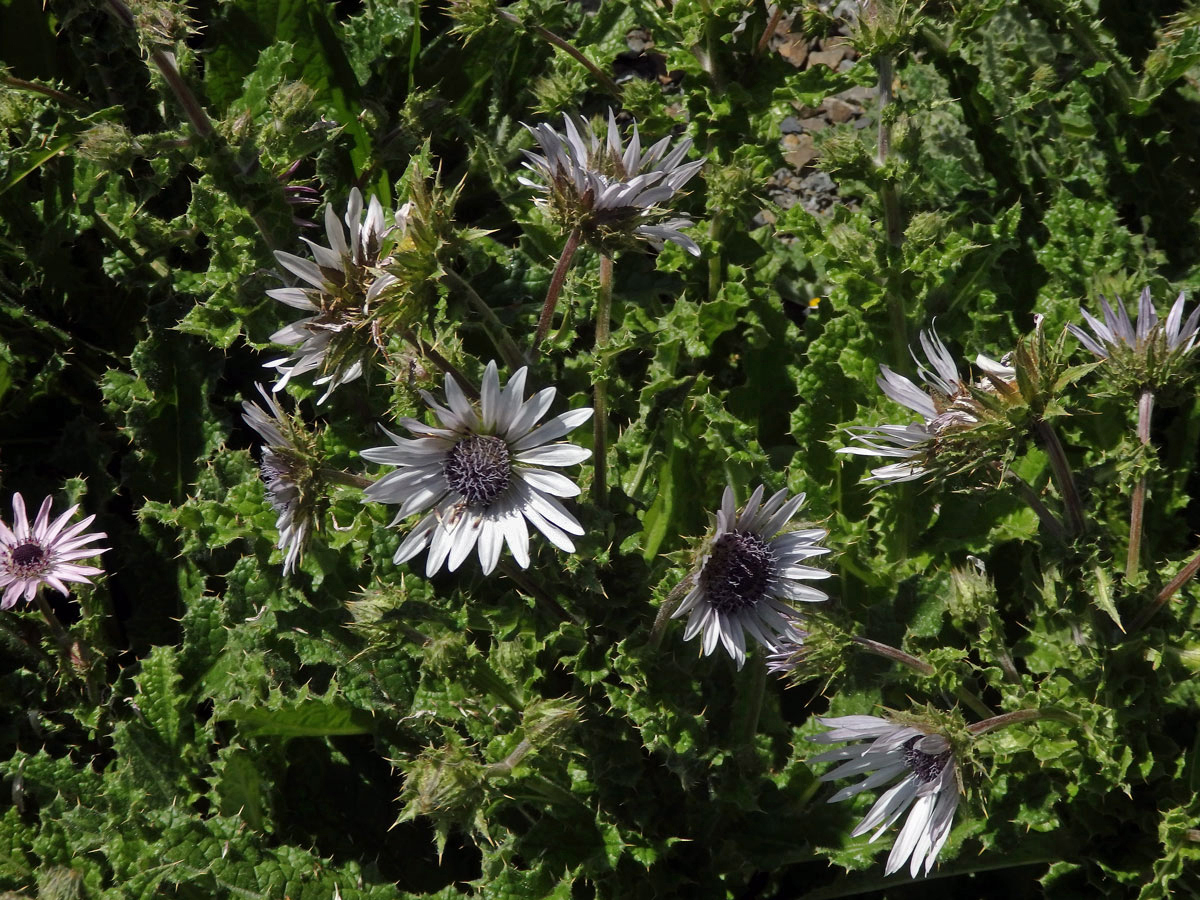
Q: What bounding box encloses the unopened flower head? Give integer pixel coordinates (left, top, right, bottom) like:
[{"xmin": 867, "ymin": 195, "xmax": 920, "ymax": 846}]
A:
[
  {"xmin": 1068, "ymin": 287, "xmax": 1200, "ymax": 394},
  {"xmin": 520, "ymin": 109, "xmax": 704, "ymax": 255},
  {"xmin": 363, "ymin": 362, "xmax": 592, "ymax": 576},
  {"xmin": 839, "ymin": 326, "xmax": 1016, "ymax": 484},
  {"xmin": 811, "ymin": 715, "xmax": 960, "ymax": 878},
  {"xmin": 242, "ymin": 384, "xmax": 321, "ymax": 575},
  {"xmin": 266, "ymin": 188, "xmax": 410, "ymax": 402},
  {"xmin": 672, "ymin": 485, "xmax": 831, "ymax": 670},
  {"xmin": 0, "ymin": 493, "xmax": 107, "ymax": 609}
]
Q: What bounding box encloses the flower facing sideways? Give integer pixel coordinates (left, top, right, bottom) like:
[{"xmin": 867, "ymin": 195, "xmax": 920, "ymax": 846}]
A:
[
  {"xmin": 520, "ymin": 109, "xmax": 704, "ymax": 255},
  {"xmin": 811, "ymin": 715, "xmax": 960, "ymax": 878},
  {"xmin": 363, "ymin": 362, "xmax": 592, "ymax": 576},
  {"xmin": 266, "ymin": 188, "xmax": 407, "ymax": 402},
  {"xmin": 242, "ymin": 384, "xmax": 320, "ymax": 576},
  {"xmin": 672, "ymin": 485, "xmax": 831, "ymax": 669},
  {"xmin": 0, "ymin": 493, "xmax": 107, "ymax": 609},
  {"xmin": 838, "ymin": 327, "xmax": 1016, "ymax": 484}
]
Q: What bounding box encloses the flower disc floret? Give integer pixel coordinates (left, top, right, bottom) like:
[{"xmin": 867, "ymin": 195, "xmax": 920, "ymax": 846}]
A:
[
  {"xmin": 362, "ymin": 361, "xmax": 592, "ymax": 576},
  {"xmin": 671, "ymin": 484, "xmax": 831, "ymax": 669},
  {"xmin": 0, "ymin": 493, "xmax": 107, "ymax": 609}
]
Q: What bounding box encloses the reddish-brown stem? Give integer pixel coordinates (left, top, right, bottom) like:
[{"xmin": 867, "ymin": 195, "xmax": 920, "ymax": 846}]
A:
[
  {"xmin": 754, "ymin": 5, "xmax": 785, "ymax": 55},
  {"xmin": 534, "ymin": 225, "xmax": 582, "ymax": 350},
  {"xmin": 1130, "ymin": 546, "xmax": 1200, "ymax": 632}
]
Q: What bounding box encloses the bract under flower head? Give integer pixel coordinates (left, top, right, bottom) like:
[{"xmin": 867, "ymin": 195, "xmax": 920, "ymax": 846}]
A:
[
  {"xmin": 266, "ymin": 188, "xmax": 409, "ymax": 403},
  {"xmin": 811, "ymin": 715, "xmax": 960, "ymax": 878},
  {"xmin": 519, "ymin": 109, "xmax": 704, "ymax": 256},
  {"xmin": 0, "ymin": 493, "xmax": 107, "ymax": 609},
  {"xmin": 838, "ymin": 326, "xmax": 1016, "ymax": 484},
  {"xmin": 362, "ymin": 362, "xmax": 592, "ymax": 576},
  {"xmin": 242, "ymin": 384, "xmax": 320, "ymax": 576},
  {"xmin": 671, "ymin": 484, "xmax": 831, "ymax": 669}
]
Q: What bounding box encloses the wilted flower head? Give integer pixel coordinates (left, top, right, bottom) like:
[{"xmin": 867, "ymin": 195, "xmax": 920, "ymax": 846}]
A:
[
  {"xmin": 1068, "ymin": 287, "xmax": 1200, "ymax": 393},
  {"xmin": 242, "ymin": 384, "xmax": 320, "ymax": 575},
  {"xmin": 671, "ymin": 485, "xmax": 831, "ymax": 669},
  {"xmin": 363, "ymin": 362, "xmax": 592, "ymax": 576},
  {"xmin": 266, "ymin": 188, "xmax": 409, "ymax": 402},
  {"xmin": 839, "ymin": 326, "xmax": 1017, "ymax": 484},
  {"xmin": 0, "ymin": 493, "xmax": 107, "ymax": 609},
  {"xmin": 811, "ymin": 715, "xmax": 960, "ymax": 878},
  {"xmin": 520, "ymin": 109, "xmax": 704, "ymax": 255}
]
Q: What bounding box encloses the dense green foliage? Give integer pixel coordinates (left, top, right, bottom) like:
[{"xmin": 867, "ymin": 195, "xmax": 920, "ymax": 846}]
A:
[{"xmin": 3, "ymin": 0, "xmax": 1200, "ymax": 897}]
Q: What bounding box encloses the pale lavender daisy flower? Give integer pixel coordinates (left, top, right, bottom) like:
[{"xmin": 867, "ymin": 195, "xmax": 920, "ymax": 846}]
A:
[
  {"xmin": 520, "ymin": 109, "xmax": 704, "ymax": 255},
  {"xmin": 838, "ymin": 326, "xmax": 1015, "ymax": 483},
  {"xmin": 266, "ymin": 188, "xmax": 409, "ymax": 403},
  {"xmin": 811, "ymin": 715, "xmax": 960, "ymax": 878},
  {"xmin": 242, "ymin": 384, "xmax": 319, "ymax": 576},
  {"xmin": 0, "ymin": 493, "xmax": 107, "ymax": 609},
  {"xmin": 1068, "ymin": 286, "xmax": 1200, "ymax": 360},
  {"xmin": 363, "ymin": 362, "xmax": 592, "ymax": 576},
  {"xmin": 671, "ymin": 485, "xmax": 831, "ymax": 670}
]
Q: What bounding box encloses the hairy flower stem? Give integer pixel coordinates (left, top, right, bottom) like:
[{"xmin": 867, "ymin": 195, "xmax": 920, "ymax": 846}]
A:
[
  {"xmin": 496, "ymin": 9, "xmax": 622, "ymax": 98},
  {"xmin": 484, "ymin": 739, "xmax": 533, "ymax": 777},
  {"xmin": 851, "ymin": 636, "xmax": 993, "ymax": 718},
  {"xmin": 968, "ymin": 707, "xmax": 1085, "ymax": 736},
  {"xmin": 990, "ymin": 462, "xmax": 1067, "ymax": 542},
  {"xmin": 592, "ymin": 255, "xmax": 613, "ymax": 505},
  {"xmin": 535, "ymin": 225, "xmax": 582, "ymax": 350},
  {"xmin": 736, "ymin": 656, "xmax": 768, "ymax": 749},
  {"xmin": 0, "ymin": 615, "xmax": 53, "ymax": 669},
  {"xmin": 103, "ymin": 0, "xmax": 289, "ymax": 252},
  {"xmin": 442, "ymin": 268, "xmax": 528, "ymax": 370},
  {"xmin": 1129, "ymin": 547, "xmax": 1200, "ymax": 632},
  {"xmin": 499, "ymin": 561, "xmax": 582, "ymax": 626},
  {"xmin": 875, "ymin": 54, "xmax": 908, "ymax": 375},
  {"xmin": 1, "ymin": 74, "xmax": 90, "ymax": 110},
  {"xmin": 399, "ymin": 327, "xmax": 480, "ymax": 401},
  {"xmin": 754, "ymin": 4, "xmax": 786, "ymax": 55},
  {"xmin": 1034, "ymin": 420, "xmax": 1085, "ymax": 537},
  {"xmin": 1126, "ymin": 389, "xmax": 1155, "ymax": 580},
  {"xmin": 651, "ymin": 576, "xmax": 694, "ymax": 648},
  {"xmin": 318, "ymin": 468, "xmax": 374, "ymax": 490}
]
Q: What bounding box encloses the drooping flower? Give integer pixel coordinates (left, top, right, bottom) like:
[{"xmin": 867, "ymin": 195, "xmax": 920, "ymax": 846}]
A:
[
  {"xmin": 811, "ymin": 715, "xmax": 960, "ymax": 878},
  {"xmin": 519, "ymin": 109, "xmax": 704, "ymax": 255},
  {"xmin": 838, "ymin": 326, "xmax": 1016, "ymax": 484},
  {"xmin": 671, "ymin": 485, "xmax": 831, "ymax": 669},
  {"xmin": 266, "ymin": 188, "xmax": 408, "ymax": 402},
  {"xmin": 0, "ymin": 493, "xmax": 107, "ymax": 609},
  {"xmin": 242, "ymin": 384, "xmax": 320, "ymax": 576},
  {"xmin": 362, "ymin": 362, "xmax": 592, "ymax": 576}
]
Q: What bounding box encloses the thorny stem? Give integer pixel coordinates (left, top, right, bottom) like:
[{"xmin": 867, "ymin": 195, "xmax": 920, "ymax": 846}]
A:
[
  {"xmin": 852, "ymin": 636, "xmax": 993, "ymax": 718},
  {"xmin": 1129, "ymin": 546, "xmax": 1200, "ymax": 632},
  {"xmin": 875, "ymin": 54, "xmax": 909, "ymax": 379},
  {"xmin": 0, "ymin": 614, "xmax": 54, "ymax": 668},
  {"xmin": 102, "ymin": 0, "xmax": 289, "ymax": 252},
  {"xmin": 592, "ymin": 255, "xmax": 613, "ymax": 505},
  {"xmin": 34, "ymin": 593, "xmax": 100, "ymax": 702},
  {"xmin": 319, "ymin": 468, "xmax": 374, "ymax": 490},
  {"xmin": 441, "ymin": 268, "xmax": 528, "ymax": 370},
  {"xmin": 399, "ymin": 327, "xmax": 479, "ymax": 400},
  {"xmin": 651, "ymin": 575, "xmax": 694, "ymax": 648},
  {"xmin": 1126, "ymin": 389, "xmax": 1154, "ymax": 580},
  {"xmin": 754, "ymin": 4, "xmax": 786, "ymax": 56},
  {"xmin": 535, "ymin": 225, "xmax": 583, "ymax": 350},
  {"xmin": 496, "ymin": 10, "xmax": 622, "ymax": 97},
  {"xmin": 484, "ymin": 739, "xmax": 533, "ymax": 777},
  {"xmin": 737, "ymin": 656, "xmax": 768, "ymax": 749},
  {"xmin": 1034, "ymin": 420, "xmax": 1086, "ymax": 537},
  {"xmin": 1, "ymin": 75, "xmax": 90, "ymax": 110},
  {"xmin": 978, "ymin": 613, "xmax": 1021, "ymax": 684},
  {"xmin": 499, "ymin": 560, "xmax": 582, "ymax": 626},
  {"xmin": 990, "ymin": 462, "xmax": 1067, "ymax": 542},
  {"xmin": 968, "ymin": 707, "xmax": 1085, "ymax": 736},
  {"xmin": 34, "ymin": 593, "xmax": 70, "ymax": 648}
]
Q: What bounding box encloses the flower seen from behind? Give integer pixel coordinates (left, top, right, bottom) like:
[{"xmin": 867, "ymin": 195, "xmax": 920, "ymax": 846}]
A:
[
  {"xmin": 363, "ymin": 362, "xmax": 592, "ymax": 576},
  {"xmin": 811, "ymin": 715, "xmax": 960, "ymax": 878},
  {"xmin": 0, "ymin": 493, "xmax": 107, "ymax": 609},
  {"xmin": 671, "ymin": 484, "xmax": 830, "ymax": 669},
  {"xmin": 242, "ymin": 384, "xmax": 320, "ymax": 576},
  {"xmin": 520, "ymin": 109, "xmax": 704, "ymax": 255},
  {"xmin": 266, "ymin": 187, "xmax": 407, "ymax": 402},
  {"xmin": 838, "ymin": 326, "xmax": 1016, "ymax": 484}
]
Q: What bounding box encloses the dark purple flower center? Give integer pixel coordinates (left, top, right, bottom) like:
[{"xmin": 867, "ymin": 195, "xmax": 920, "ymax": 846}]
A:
[
  {"xmin": 444, "ymin": 435, "xmax": 512, "ymax": 510},
  {"xmin": 700, "ymin": 531, "xmax": 775, "ymax": 614},
  {"xmin": 8, "ymin": 541, "xmax": 46, "ymax": 574},
  {"xmin": 903, "ymin": 736, "xmax": 947, "ymax": 784}
]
